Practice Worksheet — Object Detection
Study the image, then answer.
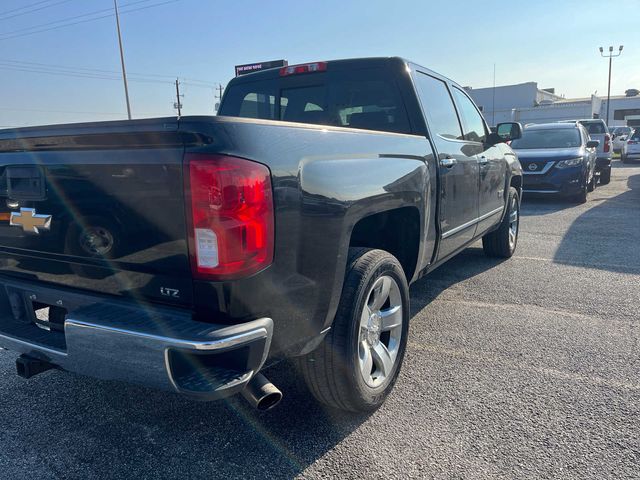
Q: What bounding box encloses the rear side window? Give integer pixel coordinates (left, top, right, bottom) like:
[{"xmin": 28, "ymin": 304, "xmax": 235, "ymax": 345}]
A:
[
  {"xmin": 580, "ymin": 121, "xmax": 606, "ymax": 134},
  {"xmin": 413, "ymin": 72, "xmax": 462, "ymax": 140},
  {"xmin": 452, "ymin": 87, "xmax": 487, "ymax": 143},
  {"xmin": 219, "ymin": 68, "xmax": 411, "ymax": 134}
]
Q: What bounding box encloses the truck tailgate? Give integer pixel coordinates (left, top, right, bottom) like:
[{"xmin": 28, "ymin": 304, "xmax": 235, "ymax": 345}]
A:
[{"xmin": 0, "ymin": 119, "xmax": 194, "ymax": 306}]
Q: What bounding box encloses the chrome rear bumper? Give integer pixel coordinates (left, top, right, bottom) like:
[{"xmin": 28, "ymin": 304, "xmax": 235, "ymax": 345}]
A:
[{"xmin": 0, "ymin": 278, "xmax": 273, "ymax": 400}]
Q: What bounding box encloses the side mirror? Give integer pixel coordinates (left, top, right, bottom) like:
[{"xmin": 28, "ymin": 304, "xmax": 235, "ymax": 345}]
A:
[
  {"xmin": 495, "ymin": 122, "xmax": 523, "ymax": 142},
  {"xmin": 586, "ymin": 140, "xmax": 600, "ymax": 149},
  {"xmin": 489, "ymin": 122, "xmax": 522, "ymax": 145}
]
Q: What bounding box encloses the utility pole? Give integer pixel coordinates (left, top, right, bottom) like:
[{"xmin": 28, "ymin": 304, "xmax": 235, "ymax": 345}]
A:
[
  {"xmin": 214, "ymin": 84, "xmax": 224, "ymax": 112},
  {"xmin": 491, "ymin": 63, "xmax": 496, "ymax": 127},
  {"xmin": 114, "ymin": 0, "xmax": 132, "ymax": 120},
  {"xmin": 174, "ymin": 78, "xmax": 183, "ymax": 117},
  {"xmin": 599, "ymin": 45, "xmax": 623, "ymax": 126}
]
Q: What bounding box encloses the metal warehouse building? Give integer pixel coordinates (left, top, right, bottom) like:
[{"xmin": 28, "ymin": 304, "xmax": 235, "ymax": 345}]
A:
[{"xmin": 467, "ymin": 82, "xmax": 640, "ymax": 128}]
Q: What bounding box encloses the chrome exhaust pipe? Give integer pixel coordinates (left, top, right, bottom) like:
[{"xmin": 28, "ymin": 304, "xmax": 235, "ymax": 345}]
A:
[{"xmin": 241, "ymin": 373, "xmax": 282, "ymax": 411}]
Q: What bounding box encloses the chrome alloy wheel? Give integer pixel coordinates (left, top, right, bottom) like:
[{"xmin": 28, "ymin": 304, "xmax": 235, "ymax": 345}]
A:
[
  {"xmin": 358, "ymin": 275, "xmax": 403, "ymax": 388},
  {"xmin": 508, "ymin": 196, "xmax": 519, "ymax": 249}
]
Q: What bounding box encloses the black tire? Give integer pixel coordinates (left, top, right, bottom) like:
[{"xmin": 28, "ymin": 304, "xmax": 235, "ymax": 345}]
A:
[
  {"xmin": 599, "ymin": 167, "xmax": 611, "ymax": 185},
  {"xmin": 298, "ymin": 248, "xmax": 410, "ymax": 412},
  {"xmin": 572, "ymin": 179, "xmax": 588, "ymax": 204},
  {"xmin": 587, "ymin": 169, "xmax": 596, "ymax": 192},
  {"xmin": 482, "ymin": 187, "xmax": 520, "ymax": 258},
  {"xmin": 621, "ymin": 154, "xmax": 628, "ymax": 164}
]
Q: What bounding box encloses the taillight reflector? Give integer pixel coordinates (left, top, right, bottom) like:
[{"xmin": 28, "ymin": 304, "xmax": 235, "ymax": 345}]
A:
[
  {"xmin": 184, "ymin": 154, "xmax": 274, "ymax": 280},
  {"xmin": 604, "ymin": 134, "xmax": 610, "ymax": 153},
  {"xmin": 280, "ymin": 62, "xmax": 327, "ymax": 76}
]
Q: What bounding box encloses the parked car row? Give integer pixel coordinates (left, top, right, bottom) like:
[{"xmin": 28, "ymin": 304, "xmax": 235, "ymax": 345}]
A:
[
  {"xmin": 510, "ymin": 121, "xmax": 602, "ymax": 203},
  {"xmin": 506, "ymin": 118, "xmax": 640, "ymax": 203},
  {"xmin": 620, "ymin": 128, "xmax": 639, "ymax": 163},
  {"xmin": 612, "ymin": 126, "xmax": 634, "ymax": 153}
]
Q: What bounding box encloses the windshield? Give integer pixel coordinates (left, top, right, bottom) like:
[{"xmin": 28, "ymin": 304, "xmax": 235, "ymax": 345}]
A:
[
  {"xmin": 511, "ymin": 128, "xmax": 581, "ymax": 149},
  {"xmin": 614, "ymin": 127, "xmax": 631, "ymax": 135}
]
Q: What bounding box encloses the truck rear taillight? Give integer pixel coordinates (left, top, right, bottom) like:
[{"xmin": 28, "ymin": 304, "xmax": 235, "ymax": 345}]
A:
[
  {"xmin": 280, "ymin": 62, "xmax": 327, "ymax": 76},
  {"xmin": 604, "ymin": 134, "xmax": 611, "ymax": 153},
  {"xmin": 184, "ymin": 154, "xmax": 274, "ymax": 281}
]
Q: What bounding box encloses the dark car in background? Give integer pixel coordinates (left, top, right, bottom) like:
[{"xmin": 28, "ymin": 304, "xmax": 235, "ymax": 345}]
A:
[
  {"xmin": 559, "ymin": 119, "xmax": 612, "ymax": 184},
  {"xmin": 512, "ymin": 122, "xmax": 599, "ymax": 203}
]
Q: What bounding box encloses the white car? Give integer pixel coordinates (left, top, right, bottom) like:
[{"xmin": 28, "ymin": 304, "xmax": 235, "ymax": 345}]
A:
[
  {"xmin": 621, "ymin": 129, "xmax": 640, "ymax": 163},
  {"xmin": 612, "ymin": 126, "xmax": 634, "ymax": 153}
]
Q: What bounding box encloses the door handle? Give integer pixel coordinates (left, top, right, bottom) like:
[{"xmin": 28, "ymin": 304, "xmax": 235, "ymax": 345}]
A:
[
  {"xmin": 440, "ymin": 157, "xmax": 457, "ymax": 168},
  {"xmin": 478, "ymin": 156, "xmax": 489, "ymax": 165}
]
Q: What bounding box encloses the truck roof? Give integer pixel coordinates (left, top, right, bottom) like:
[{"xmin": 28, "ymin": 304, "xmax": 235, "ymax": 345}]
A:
[
  {"xmin": 227, "ymin": 56, "xmax": 461, "ymax": 90},
  {"xmin": 526, "ymin": 122, "xmax": 580, "ymax": 130}
]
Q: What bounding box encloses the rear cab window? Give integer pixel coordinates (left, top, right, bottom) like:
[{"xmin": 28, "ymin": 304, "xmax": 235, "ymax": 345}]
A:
[{"xmin": 219, "ymin": 65, "xmax": 411, "ymax": 134}]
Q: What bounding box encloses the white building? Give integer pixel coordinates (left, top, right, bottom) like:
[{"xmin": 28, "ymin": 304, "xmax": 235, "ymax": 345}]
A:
[{"xmin": 466, "ymin": 82, "xmax": 640, "ymax": 128}]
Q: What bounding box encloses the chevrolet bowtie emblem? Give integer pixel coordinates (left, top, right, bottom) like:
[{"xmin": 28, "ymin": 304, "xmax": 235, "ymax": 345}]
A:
[{"xmin": 9, "ymin": 208, "xmax": 52, "ymax": 234}]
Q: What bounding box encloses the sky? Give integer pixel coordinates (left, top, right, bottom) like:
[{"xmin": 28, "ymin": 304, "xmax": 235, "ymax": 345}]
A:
[{"xmin": 1, "ymin": 0, "xmax": 639, "ymax": 128}]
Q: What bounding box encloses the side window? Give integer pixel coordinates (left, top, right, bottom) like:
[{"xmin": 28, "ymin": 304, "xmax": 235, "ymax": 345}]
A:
[
  {"xmin": 452, "ymin": 87, "xmax": 487, "ymax": 143},
  {"xmin": 413, "ymin": 72, "xmax": 463, "ymax": 140}
]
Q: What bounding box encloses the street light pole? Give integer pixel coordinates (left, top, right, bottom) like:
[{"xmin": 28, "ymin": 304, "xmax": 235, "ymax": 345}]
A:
[
  {"xmin": 599, "ymin": 45, "xmax": 623, "ymax": 127},
  {"xmin": 114, "ymin": 0, "xmax": 132, "ymax": 120}
]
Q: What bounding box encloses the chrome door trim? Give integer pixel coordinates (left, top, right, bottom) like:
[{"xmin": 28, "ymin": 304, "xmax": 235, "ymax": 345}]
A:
[{"xmin": 441, "ymin": 206, "xmax": 504, "ymax": 239}]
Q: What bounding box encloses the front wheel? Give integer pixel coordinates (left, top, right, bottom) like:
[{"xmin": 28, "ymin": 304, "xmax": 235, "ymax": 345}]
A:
[
  {"xmin": 299, "ymin": 248, "xmax": 410, "ymax": 412},
  {"xmin": 572, "ymin": 179, "xmax": 588, "ymax": 204},
  {"xmin": 482, "ymin": 186, "xmax": 520, "ymax": 258},
  {"xmin": 587, "ymin": 169, "xmax": 596, "ymax": 192}
]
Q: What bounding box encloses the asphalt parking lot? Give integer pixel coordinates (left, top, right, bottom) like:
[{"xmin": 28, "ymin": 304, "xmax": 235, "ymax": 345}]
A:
[{"xmin": 1, "ymin": 161, "xmax": 638, "ymax": 480}]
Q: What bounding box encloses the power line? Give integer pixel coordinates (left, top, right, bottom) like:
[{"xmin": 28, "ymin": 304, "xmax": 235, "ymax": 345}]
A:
[
  {"xmin": 0, "ymin": 0, "xmax": 60, "ymax": 18},
  {"xmin": 0, "ymin": 58, "xmax": 217, "ymax": 86},
  {"xmin": 0, "ymin": 63, "xmax": 172, "ymax": 84},
  {"xmin": 0, "ymin": 0, "xmax": 154, "ymax": 37},
  {"xmin": 0, "ymin": 0, "xmax": 181, "ymax": 42},
  {"xmin": 0, "ymin": 0, "xmax": 75, "ymax": 22},
  {"xmin": 0, "ymin": 106, "xmax": 171, "ymax": 116},
  {"xmin": 0, "ymin": 63, "xmax": 219, "ymax": 89}
]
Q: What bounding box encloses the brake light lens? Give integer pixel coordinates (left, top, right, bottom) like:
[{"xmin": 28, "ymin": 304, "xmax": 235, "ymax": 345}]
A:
[
  {"xmin": 280, "ymin": 62, "xmax": 327, "ymax": 76},
  {"xmin": 604, "ymin": 134, "xmax": 610, "ymax": 152},
  {"xmin": 185, "ymin": 154, "xmax": 274, "ymax": 280}
]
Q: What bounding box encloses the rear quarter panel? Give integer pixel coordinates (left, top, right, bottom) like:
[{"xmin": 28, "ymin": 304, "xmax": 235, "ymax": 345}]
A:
[{"xmin": 180, "ymin": 117, "xmax": 434, "ymax": 358}]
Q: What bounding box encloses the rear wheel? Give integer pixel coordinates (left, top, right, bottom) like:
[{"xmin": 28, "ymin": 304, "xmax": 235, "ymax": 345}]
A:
[
  {"xmin": 621, "ymin": 153, "xmax": 628, "ymax": 164},
  {"xmin": 599, "ymin": 167, "xmax": 611, "ymax": 185},
  {"xmin": 482, "ymin": 187, "xmax": 519, "ymax": 258},
  {"xmin": 299, "ymin": 248, "xmax": 409, "ymax": 412}
]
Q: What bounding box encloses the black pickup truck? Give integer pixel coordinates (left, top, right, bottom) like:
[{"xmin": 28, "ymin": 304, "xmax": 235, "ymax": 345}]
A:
[{"xmin": 0, "ymin": 58, "xmax": 522, "ymax": 412}]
